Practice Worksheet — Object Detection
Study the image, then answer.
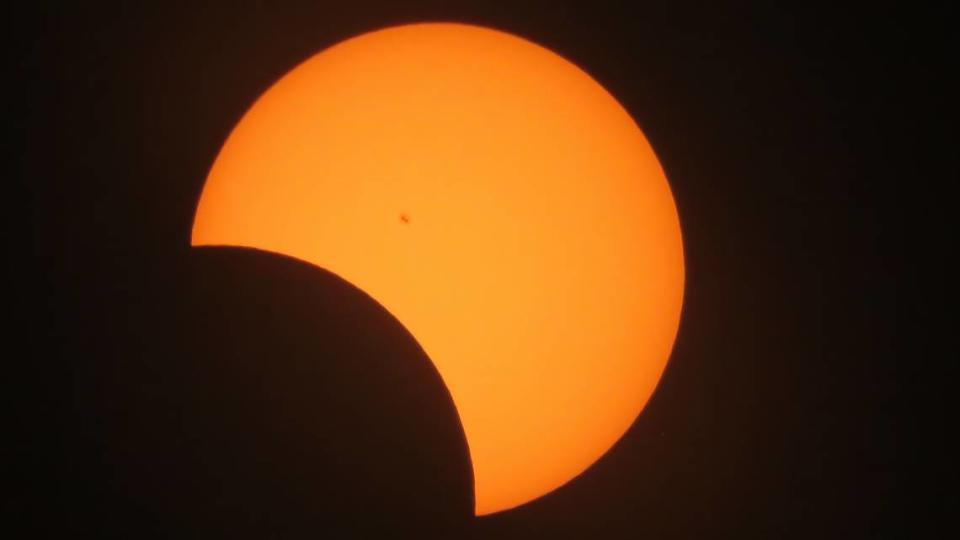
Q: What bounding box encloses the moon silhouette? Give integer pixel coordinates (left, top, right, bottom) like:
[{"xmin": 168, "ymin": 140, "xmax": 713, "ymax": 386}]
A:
[{"xmin": 192, "ymin": 22, "xmax": 684, "ymax": 515}]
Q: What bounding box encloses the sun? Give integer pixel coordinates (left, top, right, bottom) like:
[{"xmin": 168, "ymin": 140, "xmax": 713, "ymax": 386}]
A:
[{"xmin": 192, "ymin": 22, "xmax": 684, "ymax": 515}]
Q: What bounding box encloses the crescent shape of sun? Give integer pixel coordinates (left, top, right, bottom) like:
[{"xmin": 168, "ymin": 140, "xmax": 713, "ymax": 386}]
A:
[{"xmin": 192, "ymin": 23, "xmax": 684, "ymax": 516}]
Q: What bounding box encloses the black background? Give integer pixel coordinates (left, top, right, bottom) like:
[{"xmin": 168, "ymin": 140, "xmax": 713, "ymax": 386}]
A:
[{"xmin": 14, "ymin": 1, "xmax": 945, "ymax": 538}]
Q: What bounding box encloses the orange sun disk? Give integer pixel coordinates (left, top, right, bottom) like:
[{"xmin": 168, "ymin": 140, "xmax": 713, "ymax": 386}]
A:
[{"xmin": 192, "ymin": 23, "xmax": 684, "ymax": 515}]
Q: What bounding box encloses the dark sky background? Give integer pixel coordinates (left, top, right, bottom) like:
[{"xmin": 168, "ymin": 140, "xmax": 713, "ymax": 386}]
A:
[{"xmin": 14, "ymin": 1, "xmax": 945, "ymax": 538}]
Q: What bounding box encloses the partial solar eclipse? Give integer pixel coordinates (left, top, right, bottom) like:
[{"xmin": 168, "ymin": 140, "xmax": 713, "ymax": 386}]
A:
[{"xmin": 192, "ymin": 23, "xmax": 684, "ymax": 515}]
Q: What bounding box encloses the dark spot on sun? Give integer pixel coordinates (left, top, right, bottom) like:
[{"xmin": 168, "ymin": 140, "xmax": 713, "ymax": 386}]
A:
[{"xmin": 399, "ymin": 212, "xmax": 410, "ymax": 224}]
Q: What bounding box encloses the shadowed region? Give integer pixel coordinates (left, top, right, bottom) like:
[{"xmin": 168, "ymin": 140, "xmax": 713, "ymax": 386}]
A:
[{"xmin": 79, "ymin": 247, "xmax": 473, "ymax": 538}]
